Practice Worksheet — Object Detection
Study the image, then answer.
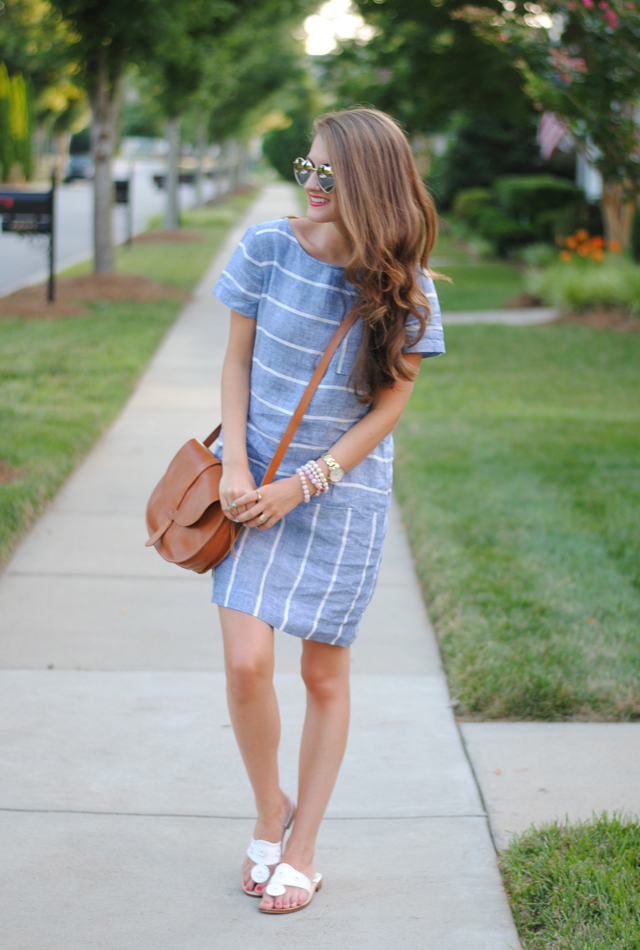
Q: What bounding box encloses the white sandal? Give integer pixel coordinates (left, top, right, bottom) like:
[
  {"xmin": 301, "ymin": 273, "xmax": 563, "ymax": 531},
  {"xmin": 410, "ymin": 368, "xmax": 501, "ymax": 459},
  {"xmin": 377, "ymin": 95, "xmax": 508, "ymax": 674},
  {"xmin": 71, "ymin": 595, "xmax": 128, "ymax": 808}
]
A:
[
  {"xmin": 243, "ymin": 803, "xmax": 295, "ymax": 897},
  {"xmin": 258, "ymin": 862, "xmax": 323, "ymax": 914}
]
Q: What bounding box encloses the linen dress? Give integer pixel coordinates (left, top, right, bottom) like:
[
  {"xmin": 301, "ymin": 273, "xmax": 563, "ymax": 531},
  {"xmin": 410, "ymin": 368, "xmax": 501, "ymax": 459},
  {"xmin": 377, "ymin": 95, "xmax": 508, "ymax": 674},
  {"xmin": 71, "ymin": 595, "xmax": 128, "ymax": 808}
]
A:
[{"xmin": 211, "ymin": 217, "xmax": 445, "ymax": 647}]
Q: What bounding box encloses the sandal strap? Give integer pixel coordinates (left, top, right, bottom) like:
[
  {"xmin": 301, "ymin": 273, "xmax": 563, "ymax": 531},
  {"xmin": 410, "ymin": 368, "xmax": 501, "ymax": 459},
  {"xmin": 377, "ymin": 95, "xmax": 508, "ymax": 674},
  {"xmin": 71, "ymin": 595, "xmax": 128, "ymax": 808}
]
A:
[
  {"xmin": 265, "ymin": 862, "xmax": 311, "ymax": 897},
  {"xmin": 247, "ymin": 838, "xmax": 282, "ymax": 867}
]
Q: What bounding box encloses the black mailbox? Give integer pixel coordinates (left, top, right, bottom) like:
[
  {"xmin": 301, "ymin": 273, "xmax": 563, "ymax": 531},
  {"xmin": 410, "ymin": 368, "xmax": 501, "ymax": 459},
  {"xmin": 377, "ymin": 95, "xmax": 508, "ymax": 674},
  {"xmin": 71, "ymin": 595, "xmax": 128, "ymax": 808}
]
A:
[
  {"xmin": 0, "ymin": 177, "xmax": 56, "ymax": 301},
  {"xmin": 0, "ymin": 190, "xmax": 53, "ymax": 234},
  {"xmin": 114, "ymin": 179, "xmax": 129, "ymax": 204}
]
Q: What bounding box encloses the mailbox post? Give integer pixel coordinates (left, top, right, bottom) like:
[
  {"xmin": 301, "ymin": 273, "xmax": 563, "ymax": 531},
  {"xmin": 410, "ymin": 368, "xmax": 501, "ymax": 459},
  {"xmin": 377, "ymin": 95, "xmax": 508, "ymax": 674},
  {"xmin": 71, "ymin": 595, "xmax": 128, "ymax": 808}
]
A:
[
  {"xmin": 114, "ymin": 177, "xmax": 133, "ymax": 247},
  {"xmin": 0, "ymin": 172, "xmax": 56, "ymax": 301}
]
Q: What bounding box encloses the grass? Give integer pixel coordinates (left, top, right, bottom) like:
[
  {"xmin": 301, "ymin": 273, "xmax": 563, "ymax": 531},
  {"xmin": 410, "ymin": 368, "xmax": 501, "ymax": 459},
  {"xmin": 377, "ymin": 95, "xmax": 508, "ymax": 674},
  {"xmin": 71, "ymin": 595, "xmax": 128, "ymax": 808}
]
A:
[
  {"xmin": 502, "ymin": 814, "xmax": 640, "ymax": 949},
  {"xmin": 394, "ymin": 323, "xmax": 640, "ymax": 720},
  {"xmin": 0, "ymin": 191, "xmax": 255, "ymax": 570},
  {"xmin": 431, "ymin": 230, "xmax": 527, "ymax": 311}
]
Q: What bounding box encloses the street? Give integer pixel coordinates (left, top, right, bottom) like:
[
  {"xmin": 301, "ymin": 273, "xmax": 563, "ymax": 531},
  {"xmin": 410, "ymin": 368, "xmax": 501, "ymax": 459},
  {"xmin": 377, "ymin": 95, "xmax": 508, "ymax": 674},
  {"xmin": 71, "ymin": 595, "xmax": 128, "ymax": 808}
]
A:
[{"xmin": 0, "ymin": 159, "xmax": 219, "ymax": 297}]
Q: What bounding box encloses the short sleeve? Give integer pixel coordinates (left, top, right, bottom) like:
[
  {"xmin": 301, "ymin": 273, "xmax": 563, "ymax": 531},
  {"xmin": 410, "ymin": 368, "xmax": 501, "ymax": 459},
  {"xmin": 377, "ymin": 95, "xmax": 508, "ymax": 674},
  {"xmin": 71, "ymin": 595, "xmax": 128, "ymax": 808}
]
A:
[
  {"xmin": 213, "ymin": 225, "xmax": 264, "ymax": 320},
  {"xmin": 403, "ymin": 270, "xmax": 445, "ymax": 359}
]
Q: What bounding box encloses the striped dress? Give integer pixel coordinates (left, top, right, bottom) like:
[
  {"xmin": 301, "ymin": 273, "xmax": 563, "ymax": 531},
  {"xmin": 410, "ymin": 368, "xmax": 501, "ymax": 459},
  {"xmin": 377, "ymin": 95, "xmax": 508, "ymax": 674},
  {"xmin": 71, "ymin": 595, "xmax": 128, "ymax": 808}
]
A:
[{"xmin": 211, "ymin": 217, "xmax": 445, "ymax": 647}]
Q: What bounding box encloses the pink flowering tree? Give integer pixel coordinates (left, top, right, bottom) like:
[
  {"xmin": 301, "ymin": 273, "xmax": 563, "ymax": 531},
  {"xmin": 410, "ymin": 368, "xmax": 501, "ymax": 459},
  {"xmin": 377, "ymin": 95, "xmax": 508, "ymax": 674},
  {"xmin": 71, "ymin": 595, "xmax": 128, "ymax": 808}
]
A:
[{"xmin": 456, "ymin": 0, "xmax": 640, "ymax": 251}]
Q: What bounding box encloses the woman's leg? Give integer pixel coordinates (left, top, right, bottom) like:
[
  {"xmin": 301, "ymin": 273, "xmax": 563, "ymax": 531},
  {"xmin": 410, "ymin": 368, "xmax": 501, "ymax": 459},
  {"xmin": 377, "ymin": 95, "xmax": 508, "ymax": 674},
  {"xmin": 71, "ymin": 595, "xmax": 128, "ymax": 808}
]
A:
[
  {"xmin": 219, "ymin": 606, "xmax": 292, "ymax": 894},
  {"xmin": 259, "ymin": 638, "xmax": 351, "ymax": 910}
]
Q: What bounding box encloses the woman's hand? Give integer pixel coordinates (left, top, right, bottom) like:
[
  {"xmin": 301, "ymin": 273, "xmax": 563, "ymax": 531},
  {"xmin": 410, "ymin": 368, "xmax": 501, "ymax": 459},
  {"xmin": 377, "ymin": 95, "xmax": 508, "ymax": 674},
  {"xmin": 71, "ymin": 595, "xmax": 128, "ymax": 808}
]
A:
[
  {"xmin": 219, "ymin": 461, "xmax": 257, "ymax": 522},
  {"xmin": 232, "ymin": 475, "xmax": 308, "ymax": 530}
]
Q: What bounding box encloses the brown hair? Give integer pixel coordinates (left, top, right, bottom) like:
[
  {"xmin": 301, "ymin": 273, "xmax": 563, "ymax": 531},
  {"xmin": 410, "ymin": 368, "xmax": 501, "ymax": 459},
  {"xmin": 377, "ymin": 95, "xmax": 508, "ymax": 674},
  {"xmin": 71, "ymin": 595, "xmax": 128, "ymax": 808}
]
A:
[{"xmin": 313, "ymin": 107, "xmax": 439, "ymax": 403}]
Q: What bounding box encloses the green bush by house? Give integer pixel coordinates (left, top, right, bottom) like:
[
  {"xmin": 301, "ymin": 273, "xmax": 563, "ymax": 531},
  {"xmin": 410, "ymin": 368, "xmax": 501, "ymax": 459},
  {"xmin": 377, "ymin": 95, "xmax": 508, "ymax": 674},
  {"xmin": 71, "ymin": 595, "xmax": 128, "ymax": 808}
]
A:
[{"xmin": 453, "ymin": 174, "xmax": 595, "ymax": 257}]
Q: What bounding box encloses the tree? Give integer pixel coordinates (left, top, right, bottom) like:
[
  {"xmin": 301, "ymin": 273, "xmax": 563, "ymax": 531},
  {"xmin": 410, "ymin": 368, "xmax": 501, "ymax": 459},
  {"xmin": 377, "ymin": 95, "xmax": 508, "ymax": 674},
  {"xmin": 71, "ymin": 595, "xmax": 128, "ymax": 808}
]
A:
[
  {"xmin": 151, "ymin": 0, "xmax": 317, "ymax": 224},
  {"xmin": 0, "ymin": 0, "xmax": 89, "ymax": 172},
  {"xmin": 325, "ymin": 0, "xmax": 533, "ymax": 136},
  {"xmin": 47, "ymin": 0, "xmax": 247, "ymax": 271},
  {"xmin": 456, "ymin": 0, "xmax": 640, "ymax": 251}
]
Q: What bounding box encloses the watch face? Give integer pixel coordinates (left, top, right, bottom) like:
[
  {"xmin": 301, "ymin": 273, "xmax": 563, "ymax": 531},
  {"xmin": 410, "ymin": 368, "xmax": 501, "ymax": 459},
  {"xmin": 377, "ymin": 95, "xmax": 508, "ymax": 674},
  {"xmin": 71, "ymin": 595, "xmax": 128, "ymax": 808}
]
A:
[{"xmin": 329, "ymin": 467, "xmax": 344, "ymax": 483}]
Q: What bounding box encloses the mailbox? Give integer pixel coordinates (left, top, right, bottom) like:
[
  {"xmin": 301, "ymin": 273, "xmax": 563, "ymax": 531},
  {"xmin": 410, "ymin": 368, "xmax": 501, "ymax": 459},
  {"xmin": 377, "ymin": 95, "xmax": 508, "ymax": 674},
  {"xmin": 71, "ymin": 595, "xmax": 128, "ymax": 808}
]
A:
[{"xmin": 0, "ymin": 177, "xmax": 56, "ymax": 301}]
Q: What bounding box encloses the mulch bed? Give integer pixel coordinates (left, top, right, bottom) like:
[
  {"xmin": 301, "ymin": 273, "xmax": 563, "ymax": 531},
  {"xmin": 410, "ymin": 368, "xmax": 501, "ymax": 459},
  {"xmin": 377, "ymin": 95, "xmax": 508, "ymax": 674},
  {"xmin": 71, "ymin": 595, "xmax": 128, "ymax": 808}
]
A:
[
  {"xmin": 552, "ymin": 309, "xmax": 640, "ymax": 332},
  {"xmin": 506, "ymin": 292, "xmax": 542, "ymax": 308},
  {"xmin": 133, "ymin": 229, "xmax": 204, "ymax": 244},
  {"xmin": 0, "ymin": 274, "xmax": 189, "ymax": 319},
  {"xmin": 0, "ymin": 460, "xmax": 19, "ymax": 484}
]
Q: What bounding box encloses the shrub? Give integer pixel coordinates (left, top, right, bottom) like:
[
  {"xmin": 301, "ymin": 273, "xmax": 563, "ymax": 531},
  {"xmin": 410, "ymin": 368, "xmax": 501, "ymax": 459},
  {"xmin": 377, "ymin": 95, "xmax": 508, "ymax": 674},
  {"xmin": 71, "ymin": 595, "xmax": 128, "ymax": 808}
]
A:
[
  {"xmin": 452, "ymin": 187, "xmax": 493, "ymax": 223},
  {"xmin": 434, "ymin": 113, "xmax": 566, "ymax": 210},
  {"xmin": 472, "ymin": 206, "xmax": 536, "ymax": 257},
  {"xmin": 526, "ymin": 260, "xmax": 640, "ymax": 312},
  {"xmin": 514, "ymin": 242, "xmax": 558, "ymax": 268},
  {"xmin": 494, "ymin": 174, "xmax": 582, "ymax": 219}
]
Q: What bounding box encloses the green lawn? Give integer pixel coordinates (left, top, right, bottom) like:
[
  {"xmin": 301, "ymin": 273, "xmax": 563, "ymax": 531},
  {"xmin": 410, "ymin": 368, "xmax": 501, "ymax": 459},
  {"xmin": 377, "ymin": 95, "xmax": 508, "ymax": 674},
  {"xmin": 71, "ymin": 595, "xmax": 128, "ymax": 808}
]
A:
[
  {"xmin": 0, "ymin": 193, "xmax": 255, "ymax": 570},
  {"xmin": 502, "ymin": 814, "xmax": 640, "ymax": 949},
  {"xmin": 394, "ymin": 323, "xmax": 640, "ymax": 720},
  {"xmin": 431, "ymin": 229, "xmax": 527, "ymax": 311}
]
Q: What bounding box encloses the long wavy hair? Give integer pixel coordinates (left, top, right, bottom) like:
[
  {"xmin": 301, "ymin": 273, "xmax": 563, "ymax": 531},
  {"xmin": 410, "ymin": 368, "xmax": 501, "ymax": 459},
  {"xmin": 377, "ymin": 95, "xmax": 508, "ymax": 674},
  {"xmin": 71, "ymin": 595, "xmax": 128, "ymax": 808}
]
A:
[{"xmin": 313, "ymin": 108, "xmax": 439, "ymax": 403}]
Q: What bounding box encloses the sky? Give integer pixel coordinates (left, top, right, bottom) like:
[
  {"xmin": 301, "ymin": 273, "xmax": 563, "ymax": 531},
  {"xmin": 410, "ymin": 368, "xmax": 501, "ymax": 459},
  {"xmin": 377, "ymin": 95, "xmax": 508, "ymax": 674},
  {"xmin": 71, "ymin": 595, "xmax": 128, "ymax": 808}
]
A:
[{"xmin": 304, "ymin": 0, "xmax": 376, "ymax": 56}]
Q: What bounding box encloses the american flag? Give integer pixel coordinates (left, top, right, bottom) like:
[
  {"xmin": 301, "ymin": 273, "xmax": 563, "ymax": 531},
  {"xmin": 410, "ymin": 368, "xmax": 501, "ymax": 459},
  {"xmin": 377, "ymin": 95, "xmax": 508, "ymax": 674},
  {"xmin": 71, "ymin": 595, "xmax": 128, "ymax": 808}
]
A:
[{"xmin": 537, "ymin": 112, "xmax": 568, "ymax": 160}]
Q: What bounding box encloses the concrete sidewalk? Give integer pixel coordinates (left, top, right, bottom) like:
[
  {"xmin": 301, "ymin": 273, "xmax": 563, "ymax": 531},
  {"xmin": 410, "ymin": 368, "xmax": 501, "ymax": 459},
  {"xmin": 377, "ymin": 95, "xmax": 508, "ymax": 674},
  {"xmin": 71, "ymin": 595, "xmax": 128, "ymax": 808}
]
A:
[{"xmin": 0, "ymin": 184, "xmax": 520, "ymax": 949}]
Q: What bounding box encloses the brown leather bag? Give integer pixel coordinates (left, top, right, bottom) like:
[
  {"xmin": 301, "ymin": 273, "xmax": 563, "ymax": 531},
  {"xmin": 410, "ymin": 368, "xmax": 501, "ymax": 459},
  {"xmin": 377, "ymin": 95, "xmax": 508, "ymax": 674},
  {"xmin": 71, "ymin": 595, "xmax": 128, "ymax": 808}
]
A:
[{"xmin": 145, "ymin": 307, "xmax": 358, "ymax": 574}]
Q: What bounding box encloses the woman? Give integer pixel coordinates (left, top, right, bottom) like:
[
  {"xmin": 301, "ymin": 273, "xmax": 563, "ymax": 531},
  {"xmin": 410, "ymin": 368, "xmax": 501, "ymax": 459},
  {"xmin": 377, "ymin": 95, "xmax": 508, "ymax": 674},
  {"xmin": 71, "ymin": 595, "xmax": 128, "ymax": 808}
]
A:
[{"xmin": 212, "ymin": 107, "xmax": 445, "ymax": 914}]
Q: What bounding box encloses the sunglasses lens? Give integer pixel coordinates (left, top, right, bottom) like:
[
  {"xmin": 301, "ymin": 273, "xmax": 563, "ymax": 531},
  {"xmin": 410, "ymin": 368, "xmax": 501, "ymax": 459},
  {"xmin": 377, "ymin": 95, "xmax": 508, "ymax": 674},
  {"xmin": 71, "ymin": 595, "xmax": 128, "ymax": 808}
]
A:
[
  {"xmin": 317, "ymin": 166, "xmax": 335, "ymax": 193},
  {"xmin": 293, "ymin": 157, "xmax": 312, "ymax": 187}
]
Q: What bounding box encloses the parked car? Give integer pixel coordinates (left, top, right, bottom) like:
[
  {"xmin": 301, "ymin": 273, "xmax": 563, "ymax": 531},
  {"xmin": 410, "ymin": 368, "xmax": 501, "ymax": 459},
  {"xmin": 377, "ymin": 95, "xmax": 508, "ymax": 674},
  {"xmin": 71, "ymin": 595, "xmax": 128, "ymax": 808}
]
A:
[{"xmin": 64, "ymin": 155, "xmax": 94, "ymax": 182}]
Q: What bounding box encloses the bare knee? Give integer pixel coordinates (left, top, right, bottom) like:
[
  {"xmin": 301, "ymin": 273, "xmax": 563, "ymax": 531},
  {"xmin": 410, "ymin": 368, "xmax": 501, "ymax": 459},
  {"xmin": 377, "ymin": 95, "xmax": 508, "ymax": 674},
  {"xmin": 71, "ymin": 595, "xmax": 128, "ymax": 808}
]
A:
[
  {"xmin": 226, "ymin": 654, "xmax": 272, "ymax": 702},
  {"xmin": 301, "ymin": 660, "xmax": 347, "ymax": 705}
]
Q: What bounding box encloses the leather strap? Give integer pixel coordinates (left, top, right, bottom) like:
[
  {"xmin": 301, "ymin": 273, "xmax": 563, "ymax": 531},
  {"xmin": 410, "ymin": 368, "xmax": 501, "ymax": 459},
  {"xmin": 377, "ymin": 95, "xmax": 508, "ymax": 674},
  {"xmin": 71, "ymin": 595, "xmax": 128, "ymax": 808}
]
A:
[{"xmin": 202, "ymin": 307, "xmax": 359, "ymax": 484}]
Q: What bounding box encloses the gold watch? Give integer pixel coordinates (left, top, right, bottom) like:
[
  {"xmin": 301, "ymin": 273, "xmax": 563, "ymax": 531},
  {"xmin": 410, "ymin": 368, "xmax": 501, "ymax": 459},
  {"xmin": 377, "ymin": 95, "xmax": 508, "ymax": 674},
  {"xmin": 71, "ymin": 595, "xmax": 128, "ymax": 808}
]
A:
[{"xmin": 321, "ymin": 453, "xmax": 345, "ymax": 483}]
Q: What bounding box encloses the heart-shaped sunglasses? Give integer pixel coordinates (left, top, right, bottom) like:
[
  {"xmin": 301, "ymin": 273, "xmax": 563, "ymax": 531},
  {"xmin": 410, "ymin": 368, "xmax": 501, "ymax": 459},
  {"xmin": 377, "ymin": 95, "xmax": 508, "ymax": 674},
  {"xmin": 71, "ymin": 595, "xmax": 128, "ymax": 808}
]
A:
[{"xmin": 293, "ymin": 157, "xmax": 335, "ymax": 194}]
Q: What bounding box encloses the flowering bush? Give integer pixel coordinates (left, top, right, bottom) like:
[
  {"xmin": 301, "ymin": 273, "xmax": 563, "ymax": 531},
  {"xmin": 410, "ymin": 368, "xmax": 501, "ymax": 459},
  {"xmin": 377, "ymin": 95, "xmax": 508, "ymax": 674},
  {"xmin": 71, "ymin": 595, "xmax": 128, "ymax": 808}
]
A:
[
  {"xmin": 557, "ymin": 229, "xmax": 622, "ymax": 262},
  {"xmin": 456, "ymin": 0, "xmax": 640, "ymax": 251}
]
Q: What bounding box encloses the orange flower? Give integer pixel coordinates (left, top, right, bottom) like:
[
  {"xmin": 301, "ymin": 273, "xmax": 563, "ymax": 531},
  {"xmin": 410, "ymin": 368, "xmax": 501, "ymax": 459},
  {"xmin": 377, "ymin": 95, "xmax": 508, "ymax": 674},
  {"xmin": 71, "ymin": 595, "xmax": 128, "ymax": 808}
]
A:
[
  {"xmin": 591, "ymin": 247, "xmax": 605, "ymax": 262},
  {"xmin": 591, "ymin": 235, "xmax": 605, "ymax": 248},
  {"xmin": 560, "ymin": 250, "xmax": 573, "ymax": 262},
  {"xmin": 566, "ymin": 235, "xmax": 578, "ymax": 249},
  {"xmin": 608, "ymin": 240, "xmax": 622, "ymax": 253},
  {"xmin": 577, "ymin": 243, "xmax": 590, "ymax": 257},
  {"xmin": 575, "ymin": 229, "xmax": 589, "ymax": 242}
]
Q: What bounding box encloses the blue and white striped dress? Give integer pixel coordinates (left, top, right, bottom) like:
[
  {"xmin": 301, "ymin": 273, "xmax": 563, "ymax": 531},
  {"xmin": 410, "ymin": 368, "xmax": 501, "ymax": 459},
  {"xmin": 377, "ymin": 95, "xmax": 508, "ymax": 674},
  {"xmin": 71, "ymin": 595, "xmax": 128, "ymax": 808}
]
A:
[{"xmin": 212, "ymin": 217, "xmax": 445, "ymax": 647}]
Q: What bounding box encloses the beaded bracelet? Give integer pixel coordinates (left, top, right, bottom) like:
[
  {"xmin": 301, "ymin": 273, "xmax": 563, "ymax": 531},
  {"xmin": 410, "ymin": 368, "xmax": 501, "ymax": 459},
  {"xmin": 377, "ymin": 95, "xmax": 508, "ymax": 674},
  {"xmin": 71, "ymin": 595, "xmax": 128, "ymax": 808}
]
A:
[
  {"xmin": 302, "ymin": 460, "xmax": 329, "ymax": 494},
  {"xmin": 307, "ymin": 459, "xmax": 330, "ymax": 492},
  {"xmin": 309, "ymin": 460, "xmax": 330, "ymax": 493},
  {"xmin": 296, "ymin": 467, "xmax": 311, "ymax": 503}
]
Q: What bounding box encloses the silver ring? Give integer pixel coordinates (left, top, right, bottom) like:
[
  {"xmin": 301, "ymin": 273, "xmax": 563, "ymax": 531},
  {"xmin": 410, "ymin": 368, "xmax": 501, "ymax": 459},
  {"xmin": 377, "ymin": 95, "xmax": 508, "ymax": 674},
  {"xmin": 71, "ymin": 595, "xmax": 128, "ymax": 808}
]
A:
[{"xmin": 257, "ymin": 513, "xmax": 268, "ymax": 525}]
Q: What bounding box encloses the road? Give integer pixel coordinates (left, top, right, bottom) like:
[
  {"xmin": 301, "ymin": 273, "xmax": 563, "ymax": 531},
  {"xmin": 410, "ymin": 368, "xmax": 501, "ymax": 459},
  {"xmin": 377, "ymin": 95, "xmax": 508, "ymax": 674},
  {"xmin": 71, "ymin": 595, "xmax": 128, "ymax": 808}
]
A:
[{"xmin": 0, "ymin": 159, "xmax": 220, "ymax": 297}]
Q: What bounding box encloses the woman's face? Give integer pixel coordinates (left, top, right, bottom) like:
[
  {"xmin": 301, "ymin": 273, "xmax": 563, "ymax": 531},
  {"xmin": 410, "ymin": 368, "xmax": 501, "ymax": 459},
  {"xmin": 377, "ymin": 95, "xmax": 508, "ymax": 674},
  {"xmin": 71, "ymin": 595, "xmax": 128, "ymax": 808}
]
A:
[{"xmin": 303, "ymin": 135, "xmax": 341, "ymax": 224}]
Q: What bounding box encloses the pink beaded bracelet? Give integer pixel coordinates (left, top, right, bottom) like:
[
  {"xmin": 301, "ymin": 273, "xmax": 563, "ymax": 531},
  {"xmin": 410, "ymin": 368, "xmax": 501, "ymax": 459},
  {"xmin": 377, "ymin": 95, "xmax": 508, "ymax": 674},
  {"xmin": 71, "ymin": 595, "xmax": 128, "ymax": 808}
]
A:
[
  {"xmin": 296, "ymin": 467, "xmax": 311, "ymax": 503},
  {"xmin": 301, "ymin": 463, "xmax": 328, "ymax": 494}
]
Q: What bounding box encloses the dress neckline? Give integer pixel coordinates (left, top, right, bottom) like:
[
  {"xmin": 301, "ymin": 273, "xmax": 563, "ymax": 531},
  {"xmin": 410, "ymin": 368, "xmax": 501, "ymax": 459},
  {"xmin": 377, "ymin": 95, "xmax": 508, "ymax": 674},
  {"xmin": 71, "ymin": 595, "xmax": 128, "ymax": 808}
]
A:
[{"xmin": 284, "ymin": 217, "xmax": 346, "ymax": 271}]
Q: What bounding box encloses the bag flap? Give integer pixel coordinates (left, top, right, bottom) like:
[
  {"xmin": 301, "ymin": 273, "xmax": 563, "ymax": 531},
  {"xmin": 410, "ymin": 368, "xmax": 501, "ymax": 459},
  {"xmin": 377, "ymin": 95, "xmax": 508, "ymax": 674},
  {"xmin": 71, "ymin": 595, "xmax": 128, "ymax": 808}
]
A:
[
  {"xmin": 157, "ymin": 439, "xmax": 222, "ymax": 526},
  {"xmin": 172, "ymin": 463, "xmax": 222, "ymax": 526}
]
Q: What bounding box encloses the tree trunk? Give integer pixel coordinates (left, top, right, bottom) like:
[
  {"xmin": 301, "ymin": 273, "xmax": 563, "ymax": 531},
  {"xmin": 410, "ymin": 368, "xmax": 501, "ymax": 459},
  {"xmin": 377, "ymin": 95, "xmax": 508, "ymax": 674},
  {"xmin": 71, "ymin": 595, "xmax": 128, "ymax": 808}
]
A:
[
  {"xmin": 195, "ymin": 118, "xmax": 206, "ymax": 208},
  {"xmin": 164, "ymin": 116, "xmax": 181, "ymax": 230},
  {"xmin": 90, "ymin": 50, "xmax": 121, "ymax": 273},
  {"xmin": 600, "ymin": 180, "xmax": 637, "ymax": 253}
]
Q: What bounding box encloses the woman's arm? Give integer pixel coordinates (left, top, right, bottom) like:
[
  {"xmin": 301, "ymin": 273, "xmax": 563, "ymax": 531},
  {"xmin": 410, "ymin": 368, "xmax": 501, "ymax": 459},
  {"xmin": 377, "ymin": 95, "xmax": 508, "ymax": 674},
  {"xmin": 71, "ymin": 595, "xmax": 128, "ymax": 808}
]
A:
[
  {"xmin": 234, "ymin": 352, "xmax": 422, "ymax": 529},
  {"xmin": 316, "ymin": 352, "xmax": 422, "ymax": 479},
  {"xmin": 218, "ymin": 311, "xmax": 259, "ymax": 520}
]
